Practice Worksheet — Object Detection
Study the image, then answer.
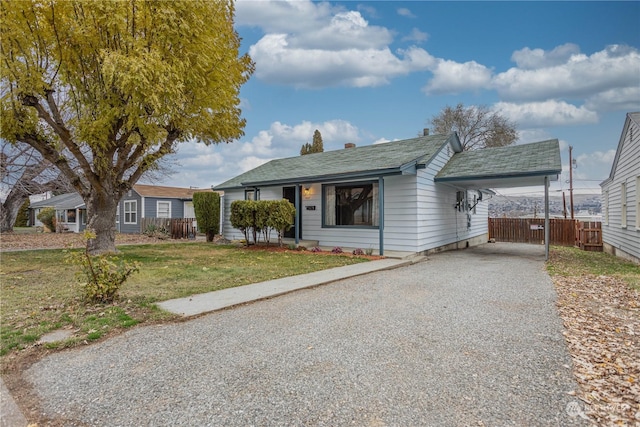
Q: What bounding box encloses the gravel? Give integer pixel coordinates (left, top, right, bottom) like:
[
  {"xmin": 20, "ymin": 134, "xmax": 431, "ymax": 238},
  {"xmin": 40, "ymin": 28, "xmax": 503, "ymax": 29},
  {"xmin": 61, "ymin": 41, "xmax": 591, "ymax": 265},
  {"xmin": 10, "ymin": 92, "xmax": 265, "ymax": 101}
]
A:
[{"xmin": 25, "ymin": 243, "xmax": 590, "ymax": 426}]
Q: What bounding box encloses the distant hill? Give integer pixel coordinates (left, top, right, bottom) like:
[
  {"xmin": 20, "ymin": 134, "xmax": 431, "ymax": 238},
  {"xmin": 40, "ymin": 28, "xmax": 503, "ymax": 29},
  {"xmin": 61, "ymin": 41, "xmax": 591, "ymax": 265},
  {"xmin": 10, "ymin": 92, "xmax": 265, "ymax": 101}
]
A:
[{"xmin": 488, "ymin": 193, "xmax": 601, "ymax": 219}]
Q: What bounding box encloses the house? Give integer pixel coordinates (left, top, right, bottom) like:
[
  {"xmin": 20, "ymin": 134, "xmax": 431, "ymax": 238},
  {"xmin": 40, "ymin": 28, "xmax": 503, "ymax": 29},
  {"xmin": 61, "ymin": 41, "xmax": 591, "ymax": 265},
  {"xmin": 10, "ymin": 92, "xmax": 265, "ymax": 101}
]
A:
[
  {"xmin": 29, "ymin": 184, "xmax": 212, "ymax": 234},
  {"xmin": 600, "ymin": 112, "xmax": 640, "ymax": 264},
  {"xmin": 116, "ymin": 184, "xmax": 212, "ymax": 233},
  {"xmin": 29, "ymin": 192, "xmax": 87, "ymax": 232},
  {"xmin": 213, "ymin": 132, "xmax": 562, "ymax": 256}
]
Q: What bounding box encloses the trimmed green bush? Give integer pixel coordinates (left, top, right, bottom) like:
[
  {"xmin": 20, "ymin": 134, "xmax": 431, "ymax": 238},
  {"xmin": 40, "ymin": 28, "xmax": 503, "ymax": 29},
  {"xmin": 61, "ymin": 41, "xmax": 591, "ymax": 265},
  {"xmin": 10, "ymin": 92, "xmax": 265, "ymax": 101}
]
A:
[
  {"xmin": 193, "ymin": 192, "xmax": 220, "ymax": 242},
  {"xmin": 37, "ymin": 207, "xmax": 56, "ymax": 232},
  {"xmin": 230, "ymin": 199, "xmax": 295, "ymax": 247},
  {"xmin": 15, "ymin": 199, "xmax": 29, "ymax": 227}
]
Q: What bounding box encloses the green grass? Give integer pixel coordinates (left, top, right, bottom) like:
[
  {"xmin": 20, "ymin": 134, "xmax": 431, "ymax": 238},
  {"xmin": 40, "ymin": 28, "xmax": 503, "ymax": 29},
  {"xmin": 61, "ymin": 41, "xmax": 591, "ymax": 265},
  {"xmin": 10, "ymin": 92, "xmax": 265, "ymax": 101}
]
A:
[
  {"xmin": 547, "ymin": 245, "xmax": 640, "ymax": 290},
  {"xmin": 0, "ymin": 243, "xmax": 369, "ymax": 356}
]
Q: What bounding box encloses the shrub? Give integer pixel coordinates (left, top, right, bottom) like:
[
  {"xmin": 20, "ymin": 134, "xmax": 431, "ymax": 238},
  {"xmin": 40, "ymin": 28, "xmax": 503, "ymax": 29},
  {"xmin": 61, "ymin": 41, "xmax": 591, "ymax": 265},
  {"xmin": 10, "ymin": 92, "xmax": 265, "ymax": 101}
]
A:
[
  {"xmin": 365, "ymin": 247, "xmax": 374, "ymax": 256},
  {"xmin": 15, "ymin": 199, "xmax": 29, "ymax": 227},
  {"xmin": 287, "ymin": 243, "xmax": 297, "ymax": 250},
  {"xmin": 310, "ymin": 246, "xmax": 322, "ymax": 253},
  {"xmin": 230, "ymin": 199, "xmax": 295, "ymax": 247},
  {"xmin": 331, "ymin": 247, "xmax": 343, "ymax": 254},
  {"xmin": 193, "ymin": 192, "xmax": 220, "ymax": 242},
  {"xmin": 352, "ymin": 248, "xmax": 365, "ymax": 256},
  {"xmin": 65, "ymin": 230, "xmax": 140, "ymax": 303},
  {"xmin": 37, "ymin": 207, "xmax": 56, "ymax": 232}
]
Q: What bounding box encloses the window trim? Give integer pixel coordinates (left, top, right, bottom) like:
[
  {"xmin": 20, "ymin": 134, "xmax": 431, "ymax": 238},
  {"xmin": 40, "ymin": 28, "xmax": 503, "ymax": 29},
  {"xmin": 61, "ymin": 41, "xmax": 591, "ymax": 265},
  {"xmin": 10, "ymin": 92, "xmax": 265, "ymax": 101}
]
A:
[
  {"xmin": 124, "ymin": 200, "xmax": 138, "ymax": 225},
  {"xmin": 621, "ymin": 182, "xmax": 627, "ymax": 229},
  {"xmin": 322, "ymin": 181, "xmax": 379, "ymax": 229},
  {"xmin": 636, "ymin": 176, "xmax": 640, "ymax": 230},
  {"xmin": 244, "ymin": 189, "xmax": 260, "ymax": 201},
  {"xmin": 156, "ymin": 200, "xmax": 172, "ymax": 219}
]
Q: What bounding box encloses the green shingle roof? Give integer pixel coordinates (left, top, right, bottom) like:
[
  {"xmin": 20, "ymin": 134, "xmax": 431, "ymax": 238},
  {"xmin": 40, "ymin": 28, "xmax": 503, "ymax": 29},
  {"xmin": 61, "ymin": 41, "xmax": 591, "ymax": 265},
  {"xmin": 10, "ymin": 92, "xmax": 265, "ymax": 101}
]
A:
[
  {"xmin": 435, "ymin": 139, "xmax": 561, "ymax": 182},
  {"xmin": 214, "ymin": 133, "xmax": 454, "ymax": 189}
]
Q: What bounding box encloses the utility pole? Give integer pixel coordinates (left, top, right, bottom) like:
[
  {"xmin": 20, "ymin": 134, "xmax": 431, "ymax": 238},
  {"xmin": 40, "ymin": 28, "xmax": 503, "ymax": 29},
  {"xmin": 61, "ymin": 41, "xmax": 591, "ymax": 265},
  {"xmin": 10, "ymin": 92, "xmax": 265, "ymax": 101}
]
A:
[{"xmin": 569, "ymin": 146, "xmax": 575, "ymax": 219}]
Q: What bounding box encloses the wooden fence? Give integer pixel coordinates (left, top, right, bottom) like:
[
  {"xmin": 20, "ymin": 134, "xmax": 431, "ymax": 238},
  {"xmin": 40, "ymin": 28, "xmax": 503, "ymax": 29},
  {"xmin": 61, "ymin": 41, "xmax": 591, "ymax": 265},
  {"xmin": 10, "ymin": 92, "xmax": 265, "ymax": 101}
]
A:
[
  {"xmin": 140, "ymin": 218, "xmax": 197, "ymax": 240},
  {"xmin": 575, "ymin": 221, "xmax": 603, "ymax": 252},
  {"xmin": 488, "ymin": 217, "xmax": 602, "ymax": 250}
]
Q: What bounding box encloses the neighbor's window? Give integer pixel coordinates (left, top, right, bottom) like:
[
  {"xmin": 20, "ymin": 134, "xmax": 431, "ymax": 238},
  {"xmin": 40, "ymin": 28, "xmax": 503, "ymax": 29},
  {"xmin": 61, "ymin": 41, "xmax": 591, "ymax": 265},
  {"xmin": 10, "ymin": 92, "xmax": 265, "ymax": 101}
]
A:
[
  {"xmin": 324, "ymin": 182, "xmax": 378, "ymax": 227},
  {"xmin": 66, "ymin": 209, "xmax": 76, "ymax": 223},
  {"xmin": 116, "ymin": 205, "xmax": 120, "ymax": 224},
  {"xmin": 124, "ymin": 200, "xmax": 137, "ymax": 224},
  {"xmin": 604, "ymin": 190, "xmax": 608, "ymax": 225},
  {"xmin": 245, "ymin": 189, "xmax": 260, "ymax": 200},
  {"xmin": 157, "ymin": 201, "xmax": 171, "ymax": 218},
  {"xmin": 621, "ymin": 182, "xmax": 627, "ymax": 228}
]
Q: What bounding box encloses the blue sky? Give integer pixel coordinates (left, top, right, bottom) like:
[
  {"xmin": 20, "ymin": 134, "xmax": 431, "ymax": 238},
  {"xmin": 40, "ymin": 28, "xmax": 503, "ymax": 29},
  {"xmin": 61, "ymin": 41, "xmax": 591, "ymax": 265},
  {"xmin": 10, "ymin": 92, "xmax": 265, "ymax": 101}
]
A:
[{"xmin": 163, "ymin": 0, "xmax": 640, "ymax": 196}]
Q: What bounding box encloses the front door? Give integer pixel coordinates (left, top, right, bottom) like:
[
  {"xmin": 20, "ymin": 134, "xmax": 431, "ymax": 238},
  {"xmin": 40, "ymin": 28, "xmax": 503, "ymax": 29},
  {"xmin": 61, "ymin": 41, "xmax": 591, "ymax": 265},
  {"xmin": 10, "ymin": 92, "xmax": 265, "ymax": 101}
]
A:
[{"xmin": 283, "ymin": 186, "xmax": 301, "ymax": 238}]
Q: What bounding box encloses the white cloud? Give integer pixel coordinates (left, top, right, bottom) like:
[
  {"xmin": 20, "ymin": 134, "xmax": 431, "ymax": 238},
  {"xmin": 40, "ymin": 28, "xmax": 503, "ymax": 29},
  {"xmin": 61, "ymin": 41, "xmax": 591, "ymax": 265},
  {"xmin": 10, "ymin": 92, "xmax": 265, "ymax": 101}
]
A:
[
  {"xmin": 493, "ymin": 44, "xmax": 640, "ymax": 102},
  {"xmin": 239, "ymin": 0, "xmax": 434, "ymax": 88},
  {"xmin": 511, "ymin": 43, "xmax": 580, "ymax": 69},
  {"xmin": 250, "ymin": 35, "xmax": 434, "ymax": 88},
  {"xmin": 423, "ymin": 59, "xmax": 493, "ymax": 94},
  {"xmin": 585, "ymin": 86, "xmax": 640, "ymax": 112},
  {"xmin": 402, "ymin": 28, "xmax": 429, "ymax": 43},
  {"xmin": 573, "ymin": 150, "xmax": 616, "ymax": 182},
  {"xmin": 397, "ymin": 8, "xmax": 416, "ymax": 18},
  {"xmin": 494, "ymin": 100, "xmax": 599, "ymax": 127}
]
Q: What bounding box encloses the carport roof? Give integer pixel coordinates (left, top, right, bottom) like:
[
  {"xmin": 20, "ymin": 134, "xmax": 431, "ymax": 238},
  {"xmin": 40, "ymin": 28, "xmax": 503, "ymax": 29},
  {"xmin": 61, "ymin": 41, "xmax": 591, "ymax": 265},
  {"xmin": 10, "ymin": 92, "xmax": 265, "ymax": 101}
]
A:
[{"xmin": 434, "ymin": 139, "xmax": 562, "ymax": 189}]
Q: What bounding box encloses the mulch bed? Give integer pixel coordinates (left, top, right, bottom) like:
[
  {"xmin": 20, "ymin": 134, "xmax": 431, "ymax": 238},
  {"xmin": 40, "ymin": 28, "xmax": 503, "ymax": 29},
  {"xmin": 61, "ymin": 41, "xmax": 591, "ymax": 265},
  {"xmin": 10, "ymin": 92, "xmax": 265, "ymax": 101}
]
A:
[{"xmin": 554, "ymin": 275, "xmax": 640, "ymax": 425}]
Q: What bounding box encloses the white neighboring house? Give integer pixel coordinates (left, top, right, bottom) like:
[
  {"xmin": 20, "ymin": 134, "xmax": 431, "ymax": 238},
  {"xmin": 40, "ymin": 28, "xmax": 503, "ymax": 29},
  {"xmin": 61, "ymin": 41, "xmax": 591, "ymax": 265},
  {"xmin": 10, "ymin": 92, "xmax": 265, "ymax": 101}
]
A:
[
  {"xmin": 29, "ymin": 192, "xmax": 86, "ymax": 232},
  {"xmin": 600, "ymin": 112, "xmax": 640, "ymax": 264},
  {"xmin": 214, "ymin": 132, "xmax": 562, "ymax": 256}
]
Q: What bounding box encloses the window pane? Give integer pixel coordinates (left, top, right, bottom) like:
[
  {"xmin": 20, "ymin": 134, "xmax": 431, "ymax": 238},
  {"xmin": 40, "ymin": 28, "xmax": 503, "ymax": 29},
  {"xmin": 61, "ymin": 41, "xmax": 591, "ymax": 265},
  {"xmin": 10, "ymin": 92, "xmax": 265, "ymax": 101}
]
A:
[
  {"xmin": 157, "ymin": 202, "xmax": 170, "ymax": 218},
  {"xmin": 325, "ymin": 182, "xmax": 378, "ymax": 227},
  {"xmin": 67, "ymin": 209, "xmax": 76, "ymax": 223}
]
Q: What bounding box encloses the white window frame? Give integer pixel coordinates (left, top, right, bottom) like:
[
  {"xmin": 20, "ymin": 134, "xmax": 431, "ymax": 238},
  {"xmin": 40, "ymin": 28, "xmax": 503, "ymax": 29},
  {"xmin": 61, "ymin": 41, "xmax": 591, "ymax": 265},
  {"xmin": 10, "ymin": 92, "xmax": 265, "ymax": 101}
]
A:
[
  {"xmin": 156, "ymin": 201, "xmax": 171, "ymax": 218},
  {"xmin": 621, "ymin": 182, "xmax": 627, "ymax": 228},
  {"xmin": 636, "ymin": 176, "xmax": 640, "ymax": 230},
  {"xmin": 116, "ymin": 205, "xmax": 120, "ymax": 224},
  {"xmin": 124, "ymin": 200, "xmax": 137, "ymax": 224},
  {"xmin": 604, "ymin": 190, "xmax": 609, "ymax": 225}
]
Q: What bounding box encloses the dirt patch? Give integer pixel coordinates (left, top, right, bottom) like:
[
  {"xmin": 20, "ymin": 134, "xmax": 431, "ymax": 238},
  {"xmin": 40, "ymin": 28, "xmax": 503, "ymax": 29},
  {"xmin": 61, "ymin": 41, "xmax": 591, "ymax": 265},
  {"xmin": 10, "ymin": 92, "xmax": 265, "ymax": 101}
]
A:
[
  {"xmin": 0, "ymin": 231, "xmax": 170, "ymax": 251},
  {"xmin": 554, "ymin": 274, "xmax": 640, "ymax": 425}
]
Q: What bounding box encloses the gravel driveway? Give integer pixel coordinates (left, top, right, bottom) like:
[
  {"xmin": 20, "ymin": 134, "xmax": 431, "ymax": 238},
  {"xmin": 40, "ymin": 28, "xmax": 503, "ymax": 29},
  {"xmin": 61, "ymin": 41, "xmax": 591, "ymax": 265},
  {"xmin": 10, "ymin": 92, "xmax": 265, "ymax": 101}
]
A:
[{"xmin": 25, "ymin": 243, "xmax": 589, "ymax": 426}]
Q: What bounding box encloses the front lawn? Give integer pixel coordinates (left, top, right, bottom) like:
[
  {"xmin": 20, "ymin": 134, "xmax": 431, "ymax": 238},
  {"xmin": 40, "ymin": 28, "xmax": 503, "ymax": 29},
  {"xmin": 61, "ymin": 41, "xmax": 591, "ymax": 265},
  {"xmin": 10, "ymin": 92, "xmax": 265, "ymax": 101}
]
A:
[{"xmin": 0, "ymin": 243, "xmax": 369, "ymax": 356}]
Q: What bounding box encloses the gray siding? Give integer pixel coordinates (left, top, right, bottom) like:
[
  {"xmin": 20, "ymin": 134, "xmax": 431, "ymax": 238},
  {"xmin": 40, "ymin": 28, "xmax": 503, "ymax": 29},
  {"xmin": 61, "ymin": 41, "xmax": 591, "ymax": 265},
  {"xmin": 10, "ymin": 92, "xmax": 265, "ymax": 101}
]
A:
[
  {"xmin": 601, "ymin": 117, "xmax": 640, "ymax": 262},
  {"xmin": 142, "ymin": 197, "xmax": 185, "ymax": 219},
  {"xmin": 118, "ymin": 191, "xmax": 142, "ymax": 234},
  {"xmin": 416, "ymin": 147, "xmax": 488, "ymax": 252}
]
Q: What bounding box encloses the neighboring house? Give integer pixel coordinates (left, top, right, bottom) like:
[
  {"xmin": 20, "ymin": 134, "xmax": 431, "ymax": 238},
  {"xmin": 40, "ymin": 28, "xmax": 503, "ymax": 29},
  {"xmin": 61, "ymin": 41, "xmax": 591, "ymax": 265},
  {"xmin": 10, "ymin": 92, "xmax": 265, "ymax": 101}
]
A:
[
  {"xmin": 600, "ymin": 112, "xmax": 640, "ymax": 264},
  {"xmin": 29, "ymin": 184, "xmax": 212, "ymax": 234},
  {"xmin": 116, "ymin": 184, "xmax": 211, "ymax": 233},
  {"xmin": 29, "ymin": 192, "xmax": 87, "ymax": 233},
  {"xmin": 213, "ymin": 132, "xmax": 562, "ymax": 255}
]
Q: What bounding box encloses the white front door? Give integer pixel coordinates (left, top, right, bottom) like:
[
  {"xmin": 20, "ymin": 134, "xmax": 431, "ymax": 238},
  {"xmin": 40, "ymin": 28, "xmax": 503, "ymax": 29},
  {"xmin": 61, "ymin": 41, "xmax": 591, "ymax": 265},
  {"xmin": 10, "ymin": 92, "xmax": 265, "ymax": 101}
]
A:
[{"xmin": 184, "ymin": 201, "xmax": 195, "ymax": 218}]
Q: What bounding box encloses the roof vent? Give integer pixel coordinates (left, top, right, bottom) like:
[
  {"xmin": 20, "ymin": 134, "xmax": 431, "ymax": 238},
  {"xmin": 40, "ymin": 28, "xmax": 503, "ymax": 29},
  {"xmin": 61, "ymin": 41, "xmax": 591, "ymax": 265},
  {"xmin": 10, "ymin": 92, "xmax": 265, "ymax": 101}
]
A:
[
  {"xmin": 344, "ymin": 143, "xmax": 356, "ymax": 149},
  {"xmin": 423, "ymin": 128, "xmax": 429, "ymax": 136}
]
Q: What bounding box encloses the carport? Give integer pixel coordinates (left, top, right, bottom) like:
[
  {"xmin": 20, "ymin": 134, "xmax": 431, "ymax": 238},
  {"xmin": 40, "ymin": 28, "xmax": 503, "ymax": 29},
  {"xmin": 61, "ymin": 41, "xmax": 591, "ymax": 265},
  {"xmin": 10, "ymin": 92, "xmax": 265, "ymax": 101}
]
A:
[{"xmin": 434, "ymin": 139, "xmax": 563, "ymax": 260}]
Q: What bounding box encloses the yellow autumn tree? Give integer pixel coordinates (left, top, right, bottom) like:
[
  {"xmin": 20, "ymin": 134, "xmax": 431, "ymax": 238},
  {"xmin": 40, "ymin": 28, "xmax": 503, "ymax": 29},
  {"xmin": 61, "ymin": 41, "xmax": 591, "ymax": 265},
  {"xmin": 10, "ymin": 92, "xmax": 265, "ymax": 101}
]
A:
[{"xmin": 0, "ymin": 0, "xmax": 254, "ymax": 254}]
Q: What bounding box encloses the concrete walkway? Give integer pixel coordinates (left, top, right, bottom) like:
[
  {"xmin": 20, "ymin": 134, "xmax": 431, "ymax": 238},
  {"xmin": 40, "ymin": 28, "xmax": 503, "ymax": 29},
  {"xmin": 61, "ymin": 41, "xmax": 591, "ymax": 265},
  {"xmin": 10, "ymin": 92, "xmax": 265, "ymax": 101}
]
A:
[
  {"xmin": 158, "ymin": 257, "xmax": 418, "ymax": 317},
  {"xmin": 0, "ymin": 377, "xmax": 28, "ymax": 427}
]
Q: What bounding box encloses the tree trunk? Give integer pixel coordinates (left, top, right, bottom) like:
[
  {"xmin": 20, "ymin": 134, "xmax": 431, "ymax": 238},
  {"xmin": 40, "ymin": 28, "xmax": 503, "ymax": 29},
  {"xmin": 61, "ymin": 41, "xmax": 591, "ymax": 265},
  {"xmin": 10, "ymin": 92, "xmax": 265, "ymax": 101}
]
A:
[
  {"xmin": 0, "ymin": 191, "xmax": 27, "ymax": 233},
  {"xmin": 85, "ymin": 191, "xmax": 118, "ymax": 255}
]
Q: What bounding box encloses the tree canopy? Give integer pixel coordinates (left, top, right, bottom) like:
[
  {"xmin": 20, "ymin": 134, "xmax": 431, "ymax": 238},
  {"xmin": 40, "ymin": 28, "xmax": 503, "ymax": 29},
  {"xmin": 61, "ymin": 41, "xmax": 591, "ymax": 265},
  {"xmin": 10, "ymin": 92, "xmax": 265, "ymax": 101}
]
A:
[
  {"xmin": 429, "ymin": 103, "xmax": 518, "ymax": 151},
  {"xmin": 300, "ymin": 129, "xmax": 324, "ymax": 155},
  {"xmin": 0, "ymin": 0, "xmax": 254, "ymax": 253}
]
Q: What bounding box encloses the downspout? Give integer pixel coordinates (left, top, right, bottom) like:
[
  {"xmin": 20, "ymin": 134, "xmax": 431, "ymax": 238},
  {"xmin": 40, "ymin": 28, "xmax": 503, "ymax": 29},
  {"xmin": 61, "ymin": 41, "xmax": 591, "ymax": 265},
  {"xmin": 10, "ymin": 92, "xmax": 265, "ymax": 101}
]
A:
[
  {"xmin": 295, "ymin": 183, "xmax": 300, "ymax": 245},
  {"xmin": 378, "ymin": 176, "xmax": 384, "ymax": 256},
  {"xmin": 544, "ymin": 176, "xmax": 550, "ymax": 261}
]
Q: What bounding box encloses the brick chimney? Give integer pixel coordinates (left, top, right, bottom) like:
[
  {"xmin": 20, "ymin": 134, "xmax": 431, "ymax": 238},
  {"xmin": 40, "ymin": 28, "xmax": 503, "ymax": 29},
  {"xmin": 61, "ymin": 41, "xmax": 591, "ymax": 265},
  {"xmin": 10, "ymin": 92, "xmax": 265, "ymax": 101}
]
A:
[
  {"xmin": 423, "ymin": 128, "xmax": 429, "ymax": 136},
  {"xmin": 344, "ymin": 143, "xmax": 356, "ymax": 149}
]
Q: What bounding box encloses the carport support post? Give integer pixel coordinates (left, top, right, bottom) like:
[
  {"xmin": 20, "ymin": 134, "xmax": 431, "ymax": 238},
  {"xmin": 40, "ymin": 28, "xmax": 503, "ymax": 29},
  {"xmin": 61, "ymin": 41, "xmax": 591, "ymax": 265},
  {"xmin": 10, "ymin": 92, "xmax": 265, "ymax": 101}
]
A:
[
  {"xmin": 295, "ymin": 183, "xmax": 300, "ymax": 245},
  {"xmin": 544, "ymin": 176, "xmax": 550, "ymax": 261},
  {"xmin": 378, "ymin": 176, "xmax": 384, "ymax": 256}
]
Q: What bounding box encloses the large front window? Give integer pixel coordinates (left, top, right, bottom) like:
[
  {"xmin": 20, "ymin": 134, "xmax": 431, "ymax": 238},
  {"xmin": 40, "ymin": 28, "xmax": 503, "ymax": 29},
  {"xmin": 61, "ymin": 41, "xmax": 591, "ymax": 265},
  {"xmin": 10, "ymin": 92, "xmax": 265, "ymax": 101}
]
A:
[
  {"xmin": 324, "ymin": 182, "xmax": 379, "ymax": 227},
  {"xmin": 124, "ymin": 200, "xmax": 137, "ymax": 224}
]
